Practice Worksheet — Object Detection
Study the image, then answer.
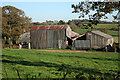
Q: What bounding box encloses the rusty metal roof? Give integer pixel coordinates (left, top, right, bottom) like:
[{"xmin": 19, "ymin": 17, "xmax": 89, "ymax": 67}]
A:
[
  {"xmin": 31, "ymin": 25, "xmax": 68, "ymax": 30},
  {"xmin": 31, "ymin": 25, "xmax": 80, "ymax": 39}
]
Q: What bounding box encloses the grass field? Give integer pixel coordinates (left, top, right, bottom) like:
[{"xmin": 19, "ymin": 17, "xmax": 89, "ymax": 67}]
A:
[
  {"xmin": 2, "ymin": 49, "xmax": 119, "ymax": 79},
  {"xmin": 108, "ymin": 30, "xmax": 118, "ymax": 36},
  {"xmin": 114, "ymin": 37, "xmax": 118, "ymax": 43},
  {"xmin": 81, "ymin": 23, "xmax": 118, "ymax": 29},
  {"xmin": 95, "ymin": 24, "xmax": 118, "ymax": 29},
  {"xmin": 78, "ymin": 29, "xmax": 95, "ymax": 34},
  {"xmin": 78, "ymin": 23, "xmax": 118, "ymax": 36},
  {"xmin": 79, "ymin": 29, "xmax": 118, "ymax": 36}
]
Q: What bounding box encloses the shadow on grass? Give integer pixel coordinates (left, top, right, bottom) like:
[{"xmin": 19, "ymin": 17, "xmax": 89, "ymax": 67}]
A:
[
  {"xmin": 2, "ymin": 54, "xmax": 118, "ymax": 78},
  {"xmin": 2, "ymin": 55, "xmax": 24, "ymax": 60},
  {"xmin": 2, "ymin": 53, "xmax": 119, "ymax": 62},
  {"xmin": 2, "ymin": 59, "xmax": 112, "ymax": 77},
  {"xmin": 39, "ymin": 53, "xmax": 119, "ymax": 61}
]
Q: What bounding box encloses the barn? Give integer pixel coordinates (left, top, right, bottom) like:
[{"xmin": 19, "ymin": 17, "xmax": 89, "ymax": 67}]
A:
[
  {"xmin": 73, "ymin": 31, "xmax": 114, "ymax": 50},
  {"xmin": 86, "ymin": 31, "xmax": 114, "ymax": 49},
  {"xmin": 30, "ymin": 25, "xmax": 79, "ymax": 49}
]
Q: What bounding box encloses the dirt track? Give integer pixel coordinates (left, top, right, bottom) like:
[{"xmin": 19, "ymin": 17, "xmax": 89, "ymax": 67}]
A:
[{"xmin": 36, "ymin": 50, "xmax": 116, "ymax": 54}]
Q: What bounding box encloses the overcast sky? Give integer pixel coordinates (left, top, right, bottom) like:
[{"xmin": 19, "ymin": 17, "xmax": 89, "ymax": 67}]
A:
[{"xmin": 1, "ymin": 2, "xmax": 118, "ymax": 22}]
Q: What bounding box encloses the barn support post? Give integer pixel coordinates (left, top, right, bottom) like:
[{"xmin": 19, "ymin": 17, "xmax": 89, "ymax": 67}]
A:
[
  {"xmin": 105, "ymin": 46, "xmax": 108, "ymax": 52},
  {"xmin": 19, "ymin": 44, "xmax": 22, "ymax": 49},
  {"xmin": 28, "ymin": 43, "xmax": 31, "ymax": 49},
  {"xmin": 58, "ymin": 40, "xmax": 62, "ymax": 49},
  {"xmin": 72, "ymin": 40, "xmax": 75, "ymax": 50}
]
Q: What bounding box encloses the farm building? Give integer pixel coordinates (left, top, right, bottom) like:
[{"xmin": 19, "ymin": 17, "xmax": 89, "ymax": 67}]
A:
[
  {"xmin": 30, "ymin": 25, "xmax": 79, "ymax": 49},
  {"xmin": 18, "ymin": 32, "xmax": 31, "ymax": 49},
  {"xmin": 86, "ymin": 31, "xmax": 114, "ymax": 49},
  {"xmin": 73, "ymin": 31, "xmax": 114, "ymax": 50},
  {"xmin": 18, "ymin": 26, "xmax": 114, "ymax": 50}
]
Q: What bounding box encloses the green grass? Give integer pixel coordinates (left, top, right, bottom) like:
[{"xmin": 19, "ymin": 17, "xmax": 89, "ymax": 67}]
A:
[
  {"xmin": 78, "ymin": 29, "xmax": 89, "ymax": 34},
  {"xmin": 78, "ymin": 29, "xmax": 97, "ymax": 34},
  {"xmin": 95, "ymin": 24, "xmax": 118, "ymax": 29},
  {"xmin": 108, "ymin": 30, "xmax": 118, "ymax": 36},
  {"xmin": 79, "ymin": 29, "xmax": 118, "ymax": 35},
  {"xmin": 78, "ymin": 23, "xmax": 118, "ymax": 36},
  {"xmin": 2, "ymin": 49, "xmax": 119, "ymax": 78},
  {"xmin": 114, "ymin": 37, "xmax": 118, "ymax": 43},
  {"xmin": 81, "ymin": 23, "xmax": 118, "ymax": 29},
  {"xmin": 79, "ymin": 29, "xmax": 118, "ymax": 36}
]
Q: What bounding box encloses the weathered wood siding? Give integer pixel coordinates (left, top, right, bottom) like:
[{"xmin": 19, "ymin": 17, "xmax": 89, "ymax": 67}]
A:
[
  {"xmin": 86, "ymin": 32, "xmax": 111, "ymax": 49},
  {"xmin": 74, "ymin": 40, "xmax": 90, "ymax": 50},
  {"xmin": 30, "ymin": 29, "xmax": 66, "ymax": 49}
]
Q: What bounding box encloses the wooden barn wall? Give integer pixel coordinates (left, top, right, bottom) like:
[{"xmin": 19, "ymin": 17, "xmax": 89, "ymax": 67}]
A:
[
  {"xmin": 74, "ymin": 40, "xmax": 90, "ymax": 50},
  {"xmin": 30, "ymin": 29, "xmax": 66, "ymax": 49},
  {"xmin": 86, "ymin": 32, "xmax": 108, "ymax": 48}
]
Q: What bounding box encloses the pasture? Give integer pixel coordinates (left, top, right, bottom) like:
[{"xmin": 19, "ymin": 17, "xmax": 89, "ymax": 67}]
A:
[
  {"xmin": 78, "ymin": 29, "xmax": 118, "ymax": 36},
  {"xmin": 78, "ymin": 23, "xmax": 118, "ymax": 35},
  {"xmin": 95, "ymin": 24, "xmax": 118, "ymax": 29},
  {"xmin": 2, "ymin": 49, "xmax": 119, "ymax": 79}
]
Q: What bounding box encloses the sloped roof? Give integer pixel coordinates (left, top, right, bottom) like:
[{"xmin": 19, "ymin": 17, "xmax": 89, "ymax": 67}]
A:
[
  {"xmin": 31, "ymin": 25, "xmax": 68, "ymax": 30},
  {"xmin": 18, "ymin": 32, "xmax": 30, "ymax": 43},
  {"xmin": 91, "ymin": 31, "xmax": 113, "ymax": 39}
]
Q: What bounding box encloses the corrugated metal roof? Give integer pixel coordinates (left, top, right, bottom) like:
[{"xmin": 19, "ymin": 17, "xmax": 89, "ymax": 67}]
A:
[
  {"xmin": 31, "ymin": 25, "xmax": 79, "ymax": 38},
  {"xmin": 18, "ymin": 32, "xmax": 30, "ymax": 43},
  {"xmin": 91, "ymin": 31, "xmax": 113, "ymax": 39},
  {"xmin": 31, "ymin": 25, "xmax": 68, "ymax": 30},
  {"xmin": 31, "ymin": 25, "xmax": 79, "ymax": 39}
]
